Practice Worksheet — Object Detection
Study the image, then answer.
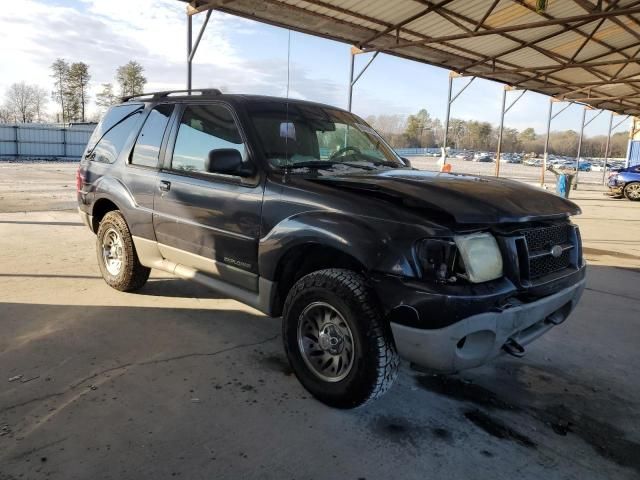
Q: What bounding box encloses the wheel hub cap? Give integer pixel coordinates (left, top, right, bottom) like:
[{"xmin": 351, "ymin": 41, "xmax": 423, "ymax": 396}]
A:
[
  {"xmin": 297, "ymin": 302, "xmax": 355, "ymax": 382},
  {"xmin": 102, "ymin": 228, "xmax": 123, "ymax": 276},
  {"xmin": 318, "ymin": 323, "xmax": 344, "ymax": 354}
]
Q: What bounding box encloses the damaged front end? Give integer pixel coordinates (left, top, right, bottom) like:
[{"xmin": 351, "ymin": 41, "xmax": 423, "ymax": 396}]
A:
[{"xmin": 372, "ymin": 219, "xmax": 586, "ymax": 373}]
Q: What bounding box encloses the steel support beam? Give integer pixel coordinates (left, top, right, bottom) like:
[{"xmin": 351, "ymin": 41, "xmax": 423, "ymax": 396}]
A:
[
  {"xmin": 602, "ymin": 112, "xmax": 615, "ymax": 185},
  {"xmin": 601, "ymin": 114, "xmax": 630, "ymax": 183},
  {"xmin": 442, "ymin": 73, "xmax": 475, "ymax": 166},
  {"xmin": 541, "ymin": 99, "xmax": 574, "ymax": 186},
  {"xmin": 495, "ymin": 87, "xmax": 527, "ymax": 177},
  {"xmin": 574, "ymin": 107, "xmax": 589, "ymax": 189},
  {"xmin": 186, "ymin": 9, "xmax": 213, "ymax": 92},
  {"xmin": 574, "ymin": 108, "xmax": 603, "ymax": 188},
  {"xmin": 375, "ymin": 6, "xmax": 640, "ymax": 52},
  {"xmin": 347, "ymin": 47, "xmax": 379, "ymax": 111},
  {"xmin": 495, "ymin": 88, "xmax": 507, "ymax": 178},
  {"xmin": 187, "ymin": 14, "xmax": 193, "ymax": 92}
]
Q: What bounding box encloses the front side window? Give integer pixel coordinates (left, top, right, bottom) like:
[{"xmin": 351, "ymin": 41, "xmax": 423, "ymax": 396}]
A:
[
  {"xmin": 131, "ymin": 104, "xmax": 173, "ymax": 168},
  {"xmin": 171, "ymin": 104, "xmax": 246, "ymax": 174},
  {"xmin": 246, "ymin": 102, "xmax": 404, "ymax": 171},
  {"xmin": 91, "ymin": 112, "xmax": 142, "ymax": 164}
]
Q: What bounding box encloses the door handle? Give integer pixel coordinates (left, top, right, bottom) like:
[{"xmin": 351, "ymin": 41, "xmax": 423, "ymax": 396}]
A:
[{"xmin": 159, "ymin": 180, "xmax": 171, "ymax": 192}]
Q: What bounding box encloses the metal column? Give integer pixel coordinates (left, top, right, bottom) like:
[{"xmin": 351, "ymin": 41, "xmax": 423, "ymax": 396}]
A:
[
  {"xmin": 347, "ymin": 50, "xmax": 355, "ymax": 111},
  {"xmin": 187, "ymin": 14, "xmax": 193, "ymax": 92},
  {"xmin": 495, "ymin": 86, "xmax": 527, "ymax": 177},
  {"xmin": 541, "ymin": 98, "xmax": 553, "ymax": 187},
  {"xmin": 574, "ymin": 107, "xmax": 588, "ymax": 188},
  {"xmin": 602, "ymin": 112, "xmax": 614, "ymax": 185},
  {"xmin": 541, "ymin": 98, "xmax": 572, "ymax": 187},
  {"xmin": 494, "ymin": 88, "xmax": 507, "ymax": 178},
  {"xmin": 601, "ymin": 113, "xmax": 630, "ymax": 183},
  {"xmin": 442, "ymin": 72, "xmax": 475, "ymax": 165},
  {"xmin": 575, "ymin": 107, "xmax": 603, "ymax": 189},
  {"xmin": 347, "ymin": 47, "xmax": 379, "ymax": 112},
  {"xmin": 442, "ymin": 74, "xmax": 453, "ymax": 164},
  {"xmin": 186, "ymin": 10, "xmax": 212, "ymax": 92}
]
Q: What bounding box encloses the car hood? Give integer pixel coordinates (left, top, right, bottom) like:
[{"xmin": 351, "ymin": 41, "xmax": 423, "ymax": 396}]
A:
[{"xmin": 306, "ymin": 169, "xmax": 581, "ymax": 224}]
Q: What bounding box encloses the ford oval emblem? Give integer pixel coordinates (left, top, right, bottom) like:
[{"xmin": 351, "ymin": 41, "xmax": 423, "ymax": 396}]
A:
[{"xmin": 550, "ymin": 245, "xmax": 563, "ymax": 258}]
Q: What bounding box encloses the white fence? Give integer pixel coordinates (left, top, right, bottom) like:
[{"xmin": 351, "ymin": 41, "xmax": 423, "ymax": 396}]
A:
[{"xmin": 0, "ymin": 123, "xmax": 96, "ymax": 160}]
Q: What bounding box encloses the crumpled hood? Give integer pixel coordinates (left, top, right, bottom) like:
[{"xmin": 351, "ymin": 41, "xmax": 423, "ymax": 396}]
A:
[{"xmin": 308, "ymin": 169, "xmax": 581, "ymax": 224}]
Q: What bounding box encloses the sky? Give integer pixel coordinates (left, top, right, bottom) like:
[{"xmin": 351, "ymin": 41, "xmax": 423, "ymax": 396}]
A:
[{"xmin": 0, "ymin": 0, "xmax": 632, "ymax": 136}]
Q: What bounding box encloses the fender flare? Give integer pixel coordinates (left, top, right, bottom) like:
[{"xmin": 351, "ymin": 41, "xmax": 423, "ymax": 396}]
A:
[{"xmin": 259, "ymin": 210, "xmax": 415, "ymax": 281}]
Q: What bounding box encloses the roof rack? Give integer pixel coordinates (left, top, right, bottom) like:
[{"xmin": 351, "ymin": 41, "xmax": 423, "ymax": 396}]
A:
[{"xmin": 121, "ymin": 88, "xmax": 222, "ymax": 102}]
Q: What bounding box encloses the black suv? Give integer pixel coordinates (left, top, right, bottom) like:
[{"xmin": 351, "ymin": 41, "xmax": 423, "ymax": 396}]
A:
[{"xmin": 77, "ymin": 89, "xmax": 586, "ymax": 408}]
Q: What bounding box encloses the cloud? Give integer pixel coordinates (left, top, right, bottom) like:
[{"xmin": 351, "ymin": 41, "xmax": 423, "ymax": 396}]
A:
[{"xmin": 0, "ymin": 0, "xmax": 350, "ymax": 118}]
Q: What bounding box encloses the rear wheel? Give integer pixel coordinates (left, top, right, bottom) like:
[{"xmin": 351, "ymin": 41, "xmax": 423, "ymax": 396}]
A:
[
  {"xmin": 96, "ymin": 211, "xmax": 150, "ymax": 291},
  {"xmin": 624, "ymin": 182, "xmax": 640, "ymax": 201},
  {"xmin": 282, "ymin": 269, "xmax": 399, "ymax": 408}
]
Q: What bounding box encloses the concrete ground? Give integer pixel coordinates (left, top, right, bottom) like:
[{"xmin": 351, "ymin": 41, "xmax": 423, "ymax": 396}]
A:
[{"xmin": 1, "ymin": 163, "xmax": 639, "ymax": 480}]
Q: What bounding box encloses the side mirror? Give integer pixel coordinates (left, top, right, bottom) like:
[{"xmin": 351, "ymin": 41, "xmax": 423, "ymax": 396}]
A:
[
  {"xmin": 206, "ymin": 149, "xmax": 246, "ymax": 175},
  {"xmin": 401, "ymin": 156, "xmax": 412, "ymax": 168}
]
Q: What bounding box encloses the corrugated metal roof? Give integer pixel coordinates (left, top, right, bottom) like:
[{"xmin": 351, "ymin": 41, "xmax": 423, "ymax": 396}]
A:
[{"xmin": 182, "ymin": 0, "xmax": 640, "ymax": 116}]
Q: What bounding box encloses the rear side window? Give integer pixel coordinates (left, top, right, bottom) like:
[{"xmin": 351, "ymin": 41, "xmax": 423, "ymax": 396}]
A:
[
  {"xmin": 92, "ymin": 113, "xmax": 142, "ymax": 164},
  {"xmin": 131, "ymin": 104, "xmax": 174, "ymax": 168},
  {"xmin": 171, "ymin": 104, "xmax": 246, "ymax": 174},
  {"xmin": 87, "ymin": 104, "xmax": 143, "ymax": 152}
]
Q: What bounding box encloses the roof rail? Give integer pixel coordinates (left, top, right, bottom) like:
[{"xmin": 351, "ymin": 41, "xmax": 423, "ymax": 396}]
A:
[{"xmin": 121, "ymin": 88, "xmax": 222, "ymax": 102}]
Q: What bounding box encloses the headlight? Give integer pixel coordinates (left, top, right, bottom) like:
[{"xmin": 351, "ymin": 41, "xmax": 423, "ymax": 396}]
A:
[
  {"xmin": 454, "ymin": 233, "xmax": 503, "ymax": 283},
  {"xmin": 416, "ymin": 238, "xmax": 459, "ymax": 283}
]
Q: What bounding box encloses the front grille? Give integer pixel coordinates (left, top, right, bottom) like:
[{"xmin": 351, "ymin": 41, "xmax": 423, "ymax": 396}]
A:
[
  {"xmin": 523, "ymin": 223, "xmax": 571, "ymax": 252},
  {"xmin": 521, "ymin": 223, "xmax": 575, "ymax": 280},
  {"xmin": 529, "ymin": 248, "xmax": 571, "ymax": 278}
]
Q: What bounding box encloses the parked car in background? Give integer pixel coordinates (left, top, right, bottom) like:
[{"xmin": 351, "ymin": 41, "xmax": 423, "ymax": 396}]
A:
[
  {"xmin": 591, "ymin": 163, "xmax": 612, "ymax": 172},
  {"xmin": 608, "ymin": 164, "xmax": 640, "ymax": 200},
  {"xmin": 558, "ymin": 161, "xmax": 592, "ymax": 172},
  {"xmin": 474, "ymin": 155, "xmax": 493, "ymax": 163},
  {"xmin": 525, "ymin": 159, "xmax": 542, "ymax": 167}
]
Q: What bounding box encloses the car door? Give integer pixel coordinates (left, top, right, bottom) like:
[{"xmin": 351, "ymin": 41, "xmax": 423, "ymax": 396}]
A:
[
  {"xmin": 152, "ymin": 102, "xmax": 264, "ymax": 292},
  {"xmin": 121, "ymin": 103, "xmax": 175, "ymax": 240}
]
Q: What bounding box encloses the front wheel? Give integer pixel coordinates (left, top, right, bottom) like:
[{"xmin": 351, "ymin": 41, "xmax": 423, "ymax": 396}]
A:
[
  {"xmin": 282, "ymin": 269, "xmax": 399, "ymax": 408},
  {"xmin": 96, "ymin": 210, "xmax": 150, "ymax": 291},
  {"xmin": 624, "ymin": 182, "xmax": 640, "ymax": 201}
]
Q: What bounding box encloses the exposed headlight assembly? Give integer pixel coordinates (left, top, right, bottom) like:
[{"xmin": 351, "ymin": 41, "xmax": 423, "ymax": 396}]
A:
[
  {"xmin": 454, "ymin": 233, "xmax": 503, "ymax": 283},
  {"xmin": 416, "ymin": 238, "xmax": 459, "ymax": 283}
]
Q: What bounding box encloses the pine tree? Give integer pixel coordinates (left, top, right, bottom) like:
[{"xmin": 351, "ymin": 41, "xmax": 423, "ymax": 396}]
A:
[
  {"xmin": 68, "ymin": 62, "xmax": 91, "ymax": 122},
  {"xmin": 50, "ymin": 58, "xmax": 69, "ymax": 123},
  {"xmin": 116, "ymin": 61, "xmax": 147, "ymax": 97}
]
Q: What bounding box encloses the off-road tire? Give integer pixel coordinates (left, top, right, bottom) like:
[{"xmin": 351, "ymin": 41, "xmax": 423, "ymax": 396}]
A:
[
  {"xmin": 623, "ymin": 182, "xmax": 640, "ymax": 201},
  {"xmin": 282, "ymin": 268, "xmax": 399, "ymax": 408},
  {"xmin": 96, "ymin": 210, "xmax": 150, "ymax": 291}
]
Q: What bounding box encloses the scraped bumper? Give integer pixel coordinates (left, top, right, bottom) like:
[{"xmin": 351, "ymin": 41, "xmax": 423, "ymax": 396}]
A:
[{"xmin": 390, "ymin": 278, "xmax": 586, "ymax": 373}]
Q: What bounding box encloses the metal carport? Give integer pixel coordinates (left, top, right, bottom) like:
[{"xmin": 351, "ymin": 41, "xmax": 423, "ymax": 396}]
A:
[{"xmin": 179, "ymin": 0, "xmax": 640, "ymax": 179}]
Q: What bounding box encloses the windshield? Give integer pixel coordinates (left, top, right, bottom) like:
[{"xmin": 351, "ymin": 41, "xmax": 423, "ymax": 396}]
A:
[{"xmin": 246, "ymin": 101, "xmax": 405, "ymax": 170}]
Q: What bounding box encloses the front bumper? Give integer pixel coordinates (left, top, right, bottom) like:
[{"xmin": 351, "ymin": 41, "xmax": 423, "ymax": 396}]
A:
[{"xmin": 390, "ymin": 278, "xmax": 586, "ymax": 373}]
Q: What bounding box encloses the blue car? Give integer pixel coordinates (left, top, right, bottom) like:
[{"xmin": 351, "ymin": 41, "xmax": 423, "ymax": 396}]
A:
[
  {"xmin": 608, "ymin": 164, "xmax": 640, "ymax": 201},
  {"xmin": 558, "ymin": 161, "xmax": 592, "ymax": 172}
]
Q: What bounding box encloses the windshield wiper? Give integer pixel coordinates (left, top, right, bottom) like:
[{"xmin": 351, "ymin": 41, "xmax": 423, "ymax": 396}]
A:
[{"xmin": 286, "ymin": 161, "xmax": 376, "ymax": 171}]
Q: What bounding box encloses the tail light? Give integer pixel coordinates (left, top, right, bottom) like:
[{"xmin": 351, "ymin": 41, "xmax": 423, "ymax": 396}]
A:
[{"xmin": 76, "ymin": 167, "xmax": 85, "ymax": 192}]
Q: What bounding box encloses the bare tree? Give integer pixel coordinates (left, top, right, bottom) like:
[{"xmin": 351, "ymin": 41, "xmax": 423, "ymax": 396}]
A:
[
  {"xmin": 0, "ymin": 106, "xmax": 13, "ymax": 123},
  {"xmin": 4, "ymin": 82, "xmax": 39, "ymax": 123},
  {"xmin": 95, "ymin": 83, "xmax": 118, "ymax": 110},
  {"xmin": 32, "ymin": 86, "xmax": 48, "ymax": 122}
]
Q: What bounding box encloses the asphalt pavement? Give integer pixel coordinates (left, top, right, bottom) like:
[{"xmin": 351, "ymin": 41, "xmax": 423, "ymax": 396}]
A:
[{"xmin": 1, "ymin": 163, "xmax": 639, "ymax": 480}]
